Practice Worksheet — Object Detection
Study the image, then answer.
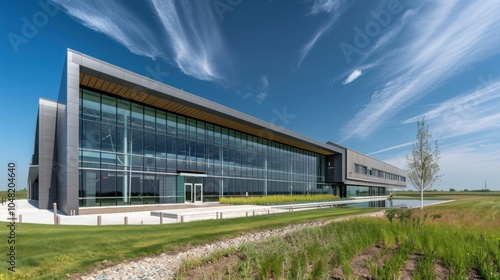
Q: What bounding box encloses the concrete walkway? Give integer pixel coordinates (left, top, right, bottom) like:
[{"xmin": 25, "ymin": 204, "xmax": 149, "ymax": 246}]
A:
[
  {"xmin": 0, "ymin": 200, "xmax": 286, "ymax": 226},
  {"xmin": 0, "ymin": 197, "xmax": 390, "ymax": 226}
]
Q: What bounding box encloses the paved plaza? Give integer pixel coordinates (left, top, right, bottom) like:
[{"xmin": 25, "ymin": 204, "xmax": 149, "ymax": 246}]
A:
[{"xmin": 0, "ymin": 199, "xmax": 285, "ymax": 226}]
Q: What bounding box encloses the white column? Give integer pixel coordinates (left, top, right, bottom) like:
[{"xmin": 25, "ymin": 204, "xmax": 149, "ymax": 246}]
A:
[
  {"xmin": 220, "ymin": 146, "xmax": 224, "ymax": 198},
  {"xmin": 123, "ymin": 115, "xmax": 129, "ymax": 203},
  {"xmin": 264, "ymin": 159, "xmax": 268, "ymax": 196}
]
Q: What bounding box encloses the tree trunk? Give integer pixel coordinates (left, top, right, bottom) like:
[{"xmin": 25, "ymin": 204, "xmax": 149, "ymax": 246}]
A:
[{"xmin": 420, "ymin": 185, "xmax": 424, "ymax": 209}]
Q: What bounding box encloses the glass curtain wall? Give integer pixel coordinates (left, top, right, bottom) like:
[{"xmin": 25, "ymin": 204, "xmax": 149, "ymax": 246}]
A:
[
  {"xmin": 79, "ymin": 89, "xmax": 327, "ymax": 206},
  {"xmin": 346, "ymin": 186, "xmax": 387, "ymax": 198}
]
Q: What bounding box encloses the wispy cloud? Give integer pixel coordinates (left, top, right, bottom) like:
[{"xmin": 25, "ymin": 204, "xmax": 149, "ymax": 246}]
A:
[
  {"xmin": 310, "ymin": 0, "xmax": 341, "ymax": 15},
  {"xmin": 51, "ymin": 0, "xmax": 227, "ymax": 82},
  {"xmin": 380, "ymin": 136, "xmax": 500, "ymax": 189},
  {"xmin": 297, "ymin": 0, "xmax": 349, "ymax": 67},
  {"xmin": 49, "ymin": 0, "xmax": 161, "ymax": 59},
  {"xmin": 357, "ymin": 9, "xmax": 415, "ymax": 65},
  {"xmin": 403, "ymin": 79, "xmax": 500, "ymax": 140},
  {"xmin": 343, "ymin": 69, "xmax": 363, "ymax": 84},
  {"xmin": 151, "ymin": 0, "xmax": 226, "ymax": 81},
  {"xmin": 332, "ymin": 9, "xmax": 414, "ymax": 86},
  {"xmin": 255, "ymin": 75, "xmax": 269, "ymax": 104},
  {"xmin": 367, "ymin": 142, "xmax": 413, "ymax": 156},
  {"xmin": 341, "ymin": 1, "xmax": 500, "ymax": 140}
]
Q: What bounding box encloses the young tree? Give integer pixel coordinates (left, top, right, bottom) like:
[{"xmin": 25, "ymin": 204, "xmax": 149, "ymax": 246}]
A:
[{"xmin": 407, "ymin": 118, "xmax": 441, "ymax": 209}]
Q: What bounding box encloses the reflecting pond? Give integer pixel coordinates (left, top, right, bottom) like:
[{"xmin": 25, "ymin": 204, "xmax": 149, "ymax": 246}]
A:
[{"xmin": 347, "ymin": 199, "xmax": 450, "ymax": 208}]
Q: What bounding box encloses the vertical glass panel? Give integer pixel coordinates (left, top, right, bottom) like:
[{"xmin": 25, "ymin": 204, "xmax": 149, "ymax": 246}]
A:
[
  {"xmin": 81, "ymin": 150, "xmax": 100, "ymax": 168},
  {"xmin": 229, "ymin": 130, "xmax": 236, "ymax": 147},
  {"xmin": 81, "ymin": 90, "xmax": 101, "ymax": 122},
  {"xmin": 117, "ymin": 99, "xmax": 130, "ymax": 127},
  {"xmin": 100, "ymin": 171, "xmax": 116, "ymax": 197},
  {"xmin": 116, "ymin": 125, "xmax": 130, "ymax": 154},
  {"xmin": 144, "ymin": 156, "xmax": 155, "ymax": 172},
  {"xmin": 131, "ymin": 129, "xmax": 143, "ymax": 155},
  {"xmin": 81, "ymin": 120, "xmax": 100, "ymax": 150},
  {"xmin": 155, "ymin": 133, "xmax": 166, "ymax": 157},
  {"xmin": 143, "ymin": 174, "xmax": 157, "ymax": 198},
  {"xmin": 131, "ymin": 156, "xmax": 143, "ymax": 171},
  {"xmin": 116, "ymin": 154, "xmax": 127, "ymax": 171},
  {"xmin": 80, "ymin": 170, "xmax": 98, "ymax": 206},
  {"xmin": 167, "ymin": 157, "xmax": 177, "ymax": 173},
  {"xmin": 166, "ymin": 136, "xmax": 176, "ymax": 156},
  {"xmin": 100, "ymin": 152, "xmax": 117, "ymax": 170},
  {"xmin": 156, "ymin": 110, "xmax": 167, "ymax": 134},
  {"xmin": 177, "ymin": 116, "xmax": 186, "ymax": 138},
  {"xmin": 130, "ymin": 173, "xmax": 142, "ymax": 204},
  {"xmin": 143, "ymin": 131, "xmax": 155, "ymax": 156},
  {"xmin": 167, "ymin": 113, "xmax": 177, "ymax": 136},
  {"xmin": 188, "ymin": 118, "xmax": 197, "ymax": 140},
  {"xmin": 156, "ymin": 158, "xmax": 166, "ymax": 173},
  {"xmin": 235, "ymin": 132, "xmax": 241, "ymax": 149},
  {"xmin": 101, "ymin": 95, "xmax": 116, "ymax": 125},
  {"xmin": 176, "ymin": 138, "xmax": 187, "ymax": 161},
  {"xmin": 213, "ymin": 125, "xmax": 222, "ymax": 144},
  {"xmin": 222, "ymin": 128, "xmax": 229, "ymax": 147},
  {"xmin": 144, "ymin": 107, "xmax": 156, "ymax": 132},
  {"xmin": 197, "ymin": 121, "xmax": 206, "ymax": 141},
  {"xmin": 206, "ymin": 123, "xmax": 214, "ymax": 143},
  {"xmin": 101, "ymin": 123, "xmax": 117, "ymax": 152},
  {"xmin": 196, "ymin": 142, "xmax": 205, "ymax": 160},
  {"xmin": 115, "ymin": 171, "xmax": 126, "ymax": 205},
  {"xmin": 131, "ymin": 103, "xmax": 143, "ymax": 129}
]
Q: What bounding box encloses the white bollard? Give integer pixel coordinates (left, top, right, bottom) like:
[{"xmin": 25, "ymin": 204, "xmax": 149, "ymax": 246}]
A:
[{"xmin": 53, "ymin": 203, "xmax": 57, "ymax": 225}]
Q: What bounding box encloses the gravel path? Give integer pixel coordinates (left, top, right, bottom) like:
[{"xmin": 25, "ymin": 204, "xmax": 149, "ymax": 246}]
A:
[{"xmin": 77, "ymin": 211, "xmax": 384, "ymax": 280}]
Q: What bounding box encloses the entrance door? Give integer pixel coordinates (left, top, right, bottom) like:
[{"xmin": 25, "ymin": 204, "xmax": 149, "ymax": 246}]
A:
[
  {"xmin": 184, "ymin": 183, "xmax": 193, "ymax": 203},
  {"xmin": 194, "ymin": 183, "xmax": 203, "ymax": 202}
]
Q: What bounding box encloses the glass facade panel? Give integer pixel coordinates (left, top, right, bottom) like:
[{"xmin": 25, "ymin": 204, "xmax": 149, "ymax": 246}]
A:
[{"xmin": 79, "ymin": 89, "xmax": 329, "ymax": 206}]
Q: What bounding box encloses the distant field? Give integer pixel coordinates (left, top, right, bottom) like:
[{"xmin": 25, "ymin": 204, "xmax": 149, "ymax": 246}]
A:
[
  {"xmin": 394, "ymin": 190, "xmax": 500, "ymax": 200},
  {"xmin": 0, "ymin": 188, "xmax": 27, "ymax": 200}
]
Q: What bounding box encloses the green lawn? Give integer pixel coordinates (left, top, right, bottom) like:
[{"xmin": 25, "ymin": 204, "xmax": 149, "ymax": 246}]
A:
[{"xmin": 0, "ymin": 207, "xmax": 378, "ymax": 279}]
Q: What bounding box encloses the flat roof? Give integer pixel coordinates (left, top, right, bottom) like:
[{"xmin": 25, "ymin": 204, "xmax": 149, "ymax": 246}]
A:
[{"xmin": 69, "ymin": 49, "xmax": 343, "ymax": 155}]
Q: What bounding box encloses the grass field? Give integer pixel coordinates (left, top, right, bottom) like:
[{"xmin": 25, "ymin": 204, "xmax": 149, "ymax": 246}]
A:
[
  {"xmin": 0, "ymin": 206, "xmax": 378, "ymax": 279},
  {"xmin": 394, "ymin": 190, "xmax": 497, "ymax": 200},
  {"xmin": 1, "ymin": 192, "xmax": 498, "ymax": 279},
  {"xmin": 179, "ymin": 192, "xmax": 500, "ymax": 279}
]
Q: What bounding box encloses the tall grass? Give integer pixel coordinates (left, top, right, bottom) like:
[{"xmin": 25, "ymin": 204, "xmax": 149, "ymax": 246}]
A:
[
  {"xmin": 219, "ymin": 194, "xmax": 338, "ymax": 205},
  {"xmin": 196, "ymin": 199, "xmax": 500, "ymax": 279}
]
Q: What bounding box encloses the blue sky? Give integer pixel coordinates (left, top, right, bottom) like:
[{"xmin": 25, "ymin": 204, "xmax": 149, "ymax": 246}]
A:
[{"xmin": 1, "ymin": 0, "xmax": 500, "ymax": 191}]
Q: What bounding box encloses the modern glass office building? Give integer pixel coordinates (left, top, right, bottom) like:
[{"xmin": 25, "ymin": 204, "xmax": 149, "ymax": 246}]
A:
[
  {"xmin": 28, "ymin": 50, "xmax": 406, "ymax": 214},
  {"xmin": 79, "ymin": 88, "xmax": 327, "ymax": 206}
]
